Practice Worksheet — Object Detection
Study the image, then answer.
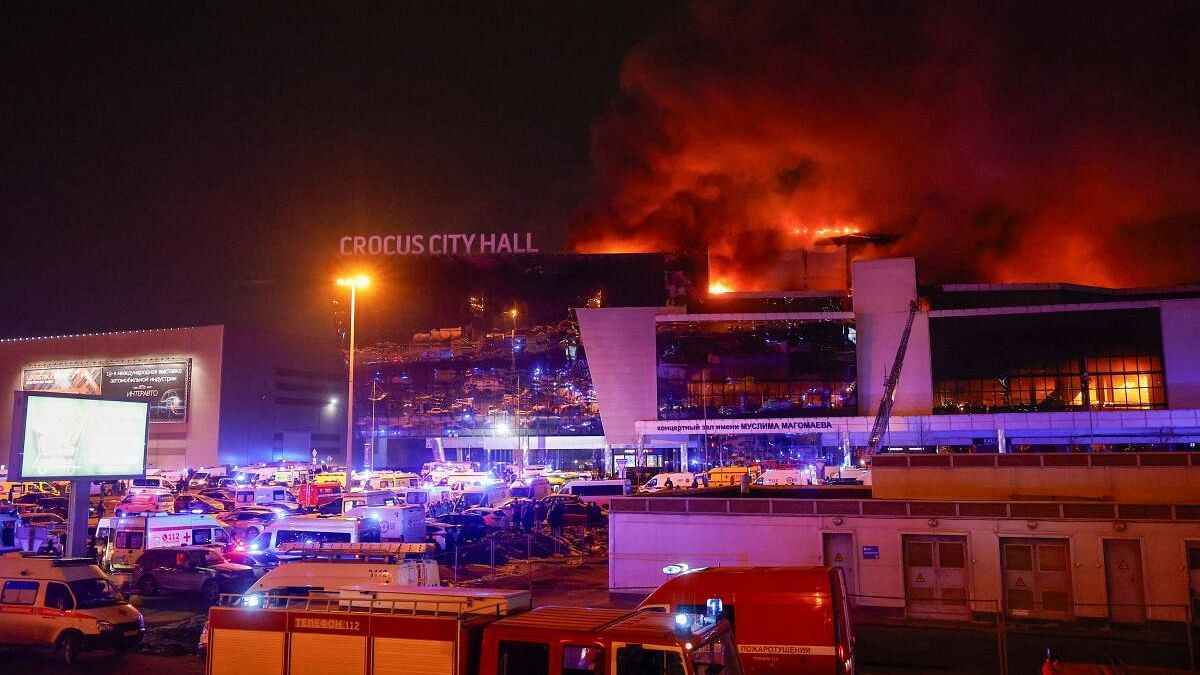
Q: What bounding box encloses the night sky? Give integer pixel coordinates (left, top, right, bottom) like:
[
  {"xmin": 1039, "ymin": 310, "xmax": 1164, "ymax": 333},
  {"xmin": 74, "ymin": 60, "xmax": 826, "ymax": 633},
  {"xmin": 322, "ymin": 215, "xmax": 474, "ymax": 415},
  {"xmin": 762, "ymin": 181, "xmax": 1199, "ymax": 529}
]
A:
[
  {"xmin": 0, "ymin": 3, "xmax": 685, "ymax": 339},
  {"xmin": 3, "ymin": 2, "xmax": 1198, "ymax": 340}
]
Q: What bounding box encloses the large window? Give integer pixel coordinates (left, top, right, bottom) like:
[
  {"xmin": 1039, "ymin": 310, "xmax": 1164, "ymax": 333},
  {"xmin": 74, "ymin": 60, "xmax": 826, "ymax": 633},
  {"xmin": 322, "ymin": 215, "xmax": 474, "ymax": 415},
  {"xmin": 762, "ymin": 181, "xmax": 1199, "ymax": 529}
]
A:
[
  {"xmin": 932, "ymin": 310, "xmax": 1166, "ymax": 414},
  {"xmin": 657, "ymin": 320, "xmax": 857, "ymax": 419}
]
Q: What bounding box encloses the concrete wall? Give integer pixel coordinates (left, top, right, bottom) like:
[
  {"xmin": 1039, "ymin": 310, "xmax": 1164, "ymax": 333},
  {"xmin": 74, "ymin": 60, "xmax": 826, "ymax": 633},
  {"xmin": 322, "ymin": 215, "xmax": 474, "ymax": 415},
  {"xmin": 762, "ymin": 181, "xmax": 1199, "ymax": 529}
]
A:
[
  {"xmin": 609, "ymin": 506, "xmax": 1200, "ymax": 622},
  {"xmin": 852, "ymin": 258, "xmax": 933, "ymax": 417},
  {"xmin": 0, "ymin": 326, "xmax": 225, "ymax": 470},
  {"xmin": 577, "ymin": 307, "xmax": 672, "ymax": 446},
  {"xmin": 1162, "ymin": 299, "xmax": 1200, "ymax": 409}
]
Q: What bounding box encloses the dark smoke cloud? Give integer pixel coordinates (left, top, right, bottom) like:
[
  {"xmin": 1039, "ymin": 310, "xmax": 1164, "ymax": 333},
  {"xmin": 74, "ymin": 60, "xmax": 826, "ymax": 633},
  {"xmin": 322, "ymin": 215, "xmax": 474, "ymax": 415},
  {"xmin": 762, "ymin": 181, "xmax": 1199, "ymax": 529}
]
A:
[{"xmin": 571, "ymin": 0, "xmax": 1200, "ymax": 288}]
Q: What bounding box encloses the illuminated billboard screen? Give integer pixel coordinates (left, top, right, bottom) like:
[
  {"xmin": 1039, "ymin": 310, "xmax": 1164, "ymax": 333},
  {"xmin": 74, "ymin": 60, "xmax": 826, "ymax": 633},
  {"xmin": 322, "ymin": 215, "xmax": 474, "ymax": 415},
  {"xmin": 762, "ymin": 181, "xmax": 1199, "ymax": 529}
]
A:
[
  {"xmin": 21, "ymin": 359, "xmax": 190, "ymax": 423},
  {"xmin": 9, "ymin": 392, "xmax": 148, "ymax": 480}
]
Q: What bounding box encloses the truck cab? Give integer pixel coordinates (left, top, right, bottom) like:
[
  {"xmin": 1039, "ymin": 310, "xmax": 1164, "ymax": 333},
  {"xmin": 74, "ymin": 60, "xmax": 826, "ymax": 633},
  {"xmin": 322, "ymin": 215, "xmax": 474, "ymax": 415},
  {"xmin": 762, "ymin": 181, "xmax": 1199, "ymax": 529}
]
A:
[{"xmin": 480, "ymin": 606, "xmax": 742, "ymax": 675}]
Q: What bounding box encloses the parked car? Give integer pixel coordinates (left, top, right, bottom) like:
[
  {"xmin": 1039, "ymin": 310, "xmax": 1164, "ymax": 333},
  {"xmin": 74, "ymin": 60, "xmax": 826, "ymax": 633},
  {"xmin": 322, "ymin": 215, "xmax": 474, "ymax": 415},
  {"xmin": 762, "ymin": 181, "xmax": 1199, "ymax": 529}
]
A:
[
  {"xmin": 425, "ymin": 521, "xmax": 460, "ymax": 551},
  {"xmin": 115, "ymin": 493, "xmax": 175, "ymax": 516},
  {"xmin": 432, "ymin": 513, "xmax": 488, "ymax": 542},
  {"xmin": 173, "ymin": 494, "xmax": 227, "ymax": 514},
  {"xmin": 464, "ymin": 506, "xmax": 510, "ymax": 528},
  {"xmin": 221, "ymin": 549, "xmax": 281, "ymax": 578},
  {"xmin": 220, "ymin": 506, "xmax": 279, "ymax": 540},
  {"xmin": 132, "ymin": 546, "xmax": 255, "ymax": 602},
  {"xmin": 197, "ymin": 489, "xmax": 237, "ymax": 511},
  {"xmin": 22, "ymin": 512, "xmax": 68, "ymax": 530}
]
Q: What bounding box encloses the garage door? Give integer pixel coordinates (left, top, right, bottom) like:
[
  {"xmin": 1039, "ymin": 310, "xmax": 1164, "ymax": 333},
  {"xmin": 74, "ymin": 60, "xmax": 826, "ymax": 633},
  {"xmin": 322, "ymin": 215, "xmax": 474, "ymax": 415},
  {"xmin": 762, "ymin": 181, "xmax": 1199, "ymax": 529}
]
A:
[
  {"xmin": 904, "ymin": 535, "xmax": 970, "ymax": 619},
  {"xmin": 1001, "ymin": 537, "xmax": 1073, "ymax": 620}
]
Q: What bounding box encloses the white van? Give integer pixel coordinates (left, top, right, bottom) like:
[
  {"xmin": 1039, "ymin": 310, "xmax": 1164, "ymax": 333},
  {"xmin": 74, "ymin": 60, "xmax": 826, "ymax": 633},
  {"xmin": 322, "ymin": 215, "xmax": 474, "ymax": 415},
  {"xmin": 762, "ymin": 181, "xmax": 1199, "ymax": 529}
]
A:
[
  {"xmin": 318, "ymin": 489, "xmax": 400, "ymax": 515},
  {"xmin": 252, "ymin": 515, "xmax": 377, "ymax": 558},
  {"xmin": 366, "ymin": 471, "xmax": 420, "ymax": 491},
  {"xmin": 824, "ymin": 466, "xmax": 872, "ymax": 486},
  {"xmin": 556, "ymin": 479, "xmax": 630, "ymax": 507},
  {"xmin": 640, "ymin": 472, "xmax": 705, "ymax": 492},
  {"xmin": 97, "ymin": 513, "xmax": 231, "ymax": 570},
  {"xmin": 345, "ymin": 505, "xmax": 426, "ymax": 544},
  {"xmin": 0, "ymin": 554, "xmax": 144, "ymax": 664},
  {"xmin": 461, "ymin": 481, "xmax": 510, "ymax": 508},
  {"xmin": 127, "ymin": 477, "xmax": 173, "ymax": 496},
  {"xmin": 756, "ymin": 468, "xmax": 819, "ymax": 486},
  {"xmin": 232, "ymin": 485, "xmax": 299, "ymax": 508},
  {"xmin": 509, "ymin": 476, "xmax": 552, "ymax": 501},
  {"xmin": 242, "ymin": 543, "xmax": 439, "ymax": 600}
]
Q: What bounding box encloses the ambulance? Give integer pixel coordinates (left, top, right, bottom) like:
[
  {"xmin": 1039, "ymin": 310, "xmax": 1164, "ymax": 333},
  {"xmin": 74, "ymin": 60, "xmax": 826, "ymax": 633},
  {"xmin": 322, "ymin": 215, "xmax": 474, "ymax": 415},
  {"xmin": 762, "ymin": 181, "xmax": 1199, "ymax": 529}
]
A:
[
  {"xmin": 0, "ymin": 554, "xmax": 144, "ymax": 664},
  {"xmin": 641, "ymin": 566, "xmax": 856, "ymax": 674},
  {"xmin": 97, "ymin": 513, "xmax": 231, "ymax": 570},
  {"xmin": 343, "ymin": 504, "xmax": 426, "ymax": 543}
]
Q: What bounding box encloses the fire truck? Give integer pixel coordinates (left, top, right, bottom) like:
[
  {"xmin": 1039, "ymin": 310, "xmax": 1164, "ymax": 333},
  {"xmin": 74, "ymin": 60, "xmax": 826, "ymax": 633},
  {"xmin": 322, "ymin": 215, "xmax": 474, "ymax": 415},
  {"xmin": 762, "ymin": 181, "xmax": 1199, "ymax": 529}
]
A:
[
  {"xmin": 206, "ymin": 586, "xmax": 742, "ymax": 675},
  {"xmin": 641, "ymin": 566, "xmax": 855, "ymax": 675}
]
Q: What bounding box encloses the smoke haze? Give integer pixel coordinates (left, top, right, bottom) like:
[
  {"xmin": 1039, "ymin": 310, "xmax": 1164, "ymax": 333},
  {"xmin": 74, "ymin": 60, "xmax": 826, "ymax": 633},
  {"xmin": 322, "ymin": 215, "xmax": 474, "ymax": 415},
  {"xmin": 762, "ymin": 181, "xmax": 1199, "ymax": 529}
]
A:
[{"xmin": 571, "ymin": 0, "xmax": 1200, "ymax": 289}]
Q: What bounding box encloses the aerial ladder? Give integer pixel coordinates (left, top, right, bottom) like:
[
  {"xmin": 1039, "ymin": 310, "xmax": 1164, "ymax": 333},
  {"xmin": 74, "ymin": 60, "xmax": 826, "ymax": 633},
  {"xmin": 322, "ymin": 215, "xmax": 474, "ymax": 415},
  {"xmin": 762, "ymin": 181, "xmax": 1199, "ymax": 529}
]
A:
[{"xmin": 866, "ymin": 299, "xmax": 921, "ymax": 455}]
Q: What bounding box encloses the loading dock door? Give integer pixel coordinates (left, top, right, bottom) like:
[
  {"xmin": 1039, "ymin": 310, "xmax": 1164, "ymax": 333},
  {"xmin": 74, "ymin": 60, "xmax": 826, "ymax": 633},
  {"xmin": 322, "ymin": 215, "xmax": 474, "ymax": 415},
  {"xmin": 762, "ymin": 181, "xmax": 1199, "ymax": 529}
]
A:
[
  {"xmin": 823, "ymin": 533, "xmax": 858, "ymax": 605},
  {"xmin": 1001, "ymin": 538, "xmax": 1073, "ymax": 620},
  {"xmin": 904, "ymin": 535, "xmax": 969, "ymax": 619},
  {"xmin": 1104, "ymin": 539, "xmax": 1146, "ymax": 624}
]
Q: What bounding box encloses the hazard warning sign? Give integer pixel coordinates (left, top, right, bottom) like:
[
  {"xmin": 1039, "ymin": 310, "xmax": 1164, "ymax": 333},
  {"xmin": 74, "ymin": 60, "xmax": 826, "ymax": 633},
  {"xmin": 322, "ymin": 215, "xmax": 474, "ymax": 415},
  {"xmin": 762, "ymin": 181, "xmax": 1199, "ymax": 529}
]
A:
[
  {"xmin": 834, "ymin": 553, "xmax": 844, "ymax": 563},
  {"xmin": 1014, "ymin": 576, "xmax": 1026, "ymax": 588},
  {"xmin": 915, "ymin": 573, "xmax": 926, "ymax": 583},
  {"xmin": 1118, "ymin": 559, "xmax": 1129, "ymax": 570}
]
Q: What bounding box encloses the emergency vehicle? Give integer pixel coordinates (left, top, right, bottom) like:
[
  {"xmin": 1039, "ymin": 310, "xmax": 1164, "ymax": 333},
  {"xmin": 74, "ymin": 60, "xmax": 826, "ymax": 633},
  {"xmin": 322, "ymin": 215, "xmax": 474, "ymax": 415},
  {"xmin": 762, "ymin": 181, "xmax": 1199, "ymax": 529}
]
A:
[
  {"xmin": 96, "ymin": 513, "xmax": 232, "ymax": 570},
  {"xmin": 706, "ymin": 466, "xmax": 763, "ymax": 486},
  {"xmin": 297, "ymin": 480, "xmax": 342, "ymax": 509},
  {"xmin": 362, "ymin": 471, "xmax": 420, "ymax": 491},
  {"xmin": 755, "ymin": 468, "xmax": 821, "ymax": 486},
  {"xmin": 344, "ymin": 504, "xmax": 426, "ymax": 543},
  {"xmin": 252, "ymin": 515, "xmax": 378, "ymax": 557},
  {"xmin": 641, "ymin": 566, "xmax": 855, "ymax": 675},
  {"xmin": 233, "ymin": 485, "xmax": 300, "ymax": 508},
  {"xmin": 241, "ymin": 543, "xmax": 440, "ymax": 599},
  {"xmin": 557, "ymin": 478, "xmax": 630, "ymax": 507},
  {"xmin": 0, "ymin": 554, "xmax": 144, "ymax": 664},
  {"xmin": 205, "ymin": 586, "xmax": 742, "ymax": 675}
]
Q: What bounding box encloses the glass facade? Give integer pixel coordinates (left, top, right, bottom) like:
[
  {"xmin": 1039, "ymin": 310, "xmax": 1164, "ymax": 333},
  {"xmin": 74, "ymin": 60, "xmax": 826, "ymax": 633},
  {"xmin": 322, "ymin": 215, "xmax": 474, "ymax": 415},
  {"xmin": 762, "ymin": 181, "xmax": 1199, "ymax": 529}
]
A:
[
  {"xmin": 657, "ymin": 320, "xmax": 857, "ymax": 419},
  {"xmin": 932, "ymin": 309, "xmax": 1166, "ymax": 413}
]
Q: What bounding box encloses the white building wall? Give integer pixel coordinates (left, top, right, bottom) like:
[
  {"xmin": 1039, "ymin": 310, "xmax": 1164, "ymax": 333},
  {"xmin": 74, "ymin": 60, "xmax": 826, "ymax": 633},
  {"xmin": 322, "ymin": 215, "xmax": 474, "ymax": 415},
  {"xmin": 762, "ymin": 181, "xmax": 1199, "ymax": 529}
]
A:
[
  {"xmin": 852, "ymin": 258, "xmax": 933, "ymax": 417},
  {"xmin": 0, "ymin": 326, "xmax": 224, "ymax": 470},
  {"xmin": 1161, "ymin": 299, "xmax": 1200, "ymax": 409},
  {"xmin": 610, "ymin": 508, "xmax": 1200, "ymax": 622},
  {"xmin": 577, "ymin": 307, "xmax": 679, "ymax": 446}
]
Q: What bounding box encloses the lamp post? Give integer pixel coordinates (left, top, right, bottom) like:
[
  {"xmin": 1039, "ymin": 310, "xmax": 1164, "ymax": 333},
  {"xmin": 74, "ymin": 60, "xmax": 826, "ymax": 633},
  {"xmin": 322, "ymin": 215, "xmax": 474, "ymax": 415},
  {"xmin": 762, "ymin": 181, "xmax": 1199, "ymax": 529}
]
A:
[
  {"xmin": 336, "ymin": 275, "xmax": 369, "ymax": 470},
  {"xmin": 509, "ymin": 307, "xmax": 521, "ymax": 468}
]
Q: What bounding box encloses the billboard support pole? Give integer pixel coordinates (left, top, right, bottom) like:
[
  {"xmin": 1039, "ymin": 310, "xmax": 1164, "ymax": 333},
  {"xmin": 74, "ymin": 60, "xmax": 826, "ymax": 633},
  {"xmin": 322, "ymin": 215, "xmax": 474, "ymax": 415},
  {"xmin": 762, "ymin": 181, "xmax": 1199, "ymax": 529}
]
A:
[{"xmin": 66, "ymin": 480, "xmax": 90, "ymax": 558}]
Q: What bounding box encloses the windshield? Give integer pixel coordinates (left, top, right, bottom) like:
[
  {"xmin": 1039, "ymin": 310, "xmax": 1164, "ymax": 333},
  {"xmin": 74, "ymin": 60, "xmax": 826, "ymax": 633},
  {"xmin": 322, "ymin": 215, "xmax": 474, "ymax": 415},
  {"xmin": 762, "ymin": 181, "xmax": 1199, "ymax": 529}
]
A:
[
  {"xmin": 690, "ymin": 632, "xmax": 743, "ymax": 675},
  {"xmin": 68, "ymin": 578, "xmax": 123, "ymax": 609}
]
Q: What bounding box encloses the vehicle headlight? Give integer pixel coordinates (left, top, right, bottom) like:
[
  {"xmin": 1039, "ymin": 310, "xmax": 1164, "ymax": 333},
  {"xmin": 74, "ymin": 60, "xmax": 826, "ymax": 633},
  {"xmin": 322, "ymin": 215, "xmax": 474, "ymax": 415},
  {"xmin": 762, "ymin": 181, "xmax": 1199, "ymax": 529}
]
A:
[
  {"xmin": 242, "ymin": 594, "xmax": 261, "ymax": 607},
  {"xmin": 97, "ymin": 620, "xmax": 115, "ymax": 632}
]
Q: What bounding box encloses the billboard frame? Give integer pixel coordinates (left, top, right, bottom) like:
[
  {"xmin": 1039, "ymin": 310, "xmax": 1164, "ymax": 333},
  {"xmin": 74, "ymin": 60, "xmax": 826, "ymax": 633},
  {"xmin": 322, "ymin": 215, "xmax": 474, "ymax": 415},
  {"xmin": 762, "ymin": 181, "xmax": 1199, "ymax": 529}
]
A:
[{"xmin": 8, "ymin": 390, "xmax": 149, "ymax": 481}]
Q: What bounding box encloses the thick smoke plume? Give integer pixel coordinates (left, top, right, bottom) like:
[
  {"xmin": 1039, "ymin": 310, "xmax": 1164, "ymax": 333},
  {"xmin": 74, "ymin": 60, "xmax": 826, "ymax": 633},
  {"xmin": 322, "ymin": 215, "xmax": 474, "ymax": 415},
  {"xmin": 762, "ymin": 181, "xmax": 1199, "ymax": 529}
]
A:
[{"xmin": 571, "ymin": 0, "xmax": 1200, "ymax": 290}]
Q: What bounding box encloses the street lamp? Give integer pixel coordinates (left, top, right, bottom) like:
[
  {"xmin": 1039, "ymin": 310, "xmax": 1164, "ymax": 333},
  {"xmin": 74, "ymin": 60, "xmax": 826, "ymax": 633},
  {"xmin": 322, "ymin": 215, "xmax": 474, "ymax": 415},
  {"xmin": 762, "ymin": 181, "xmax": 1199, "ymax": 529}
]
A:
[
  {"xmin": 336, "ymin": 275, "xmax": 369, "ymax": 469},
  {"xmin": 509, "ymin": 307, "xmax": 520, "ymax": 468}
]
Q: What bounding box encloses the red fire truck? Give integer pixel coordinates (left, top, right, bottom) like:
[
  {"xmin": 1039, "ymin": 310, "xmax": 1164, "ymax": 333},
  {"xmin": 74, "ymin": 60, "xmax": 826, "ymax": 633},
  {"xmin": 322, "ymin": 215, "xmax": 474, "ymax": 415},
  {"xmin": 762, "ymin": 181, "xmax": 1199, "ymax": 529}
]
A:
[
  {"xmin": 206, "ymin": 585, "xmax": 742, "ymax": 675},
  {"xmin": 640, "ymin": 566, "xmax": 855, "ymax": 675}
]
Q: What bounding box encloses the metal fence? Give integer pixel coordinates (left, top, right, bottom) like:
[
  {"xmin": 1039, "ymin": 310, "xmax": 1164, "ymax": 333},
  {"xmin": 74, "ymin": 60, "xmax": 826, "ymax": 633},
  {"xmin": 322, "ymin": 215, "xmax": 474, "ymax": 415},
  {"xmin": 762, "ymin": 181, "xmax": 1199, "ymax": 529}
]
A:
[{"xmin": 848, "ymin": 593, "xmax": 1198, "ymax": 674}]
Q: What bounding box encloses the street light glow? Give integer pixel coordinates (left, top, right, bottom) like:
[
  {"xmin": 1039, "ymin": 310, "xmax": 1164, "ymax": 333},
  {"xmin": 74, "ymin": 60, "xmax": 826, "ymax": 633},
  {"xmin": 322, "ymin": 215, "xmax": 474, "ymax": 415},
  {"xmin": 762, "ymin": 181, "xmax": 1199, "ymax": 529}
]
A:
[{"xmin": 336, "ymin": 274, "xmax": 370, "ymax": 288}]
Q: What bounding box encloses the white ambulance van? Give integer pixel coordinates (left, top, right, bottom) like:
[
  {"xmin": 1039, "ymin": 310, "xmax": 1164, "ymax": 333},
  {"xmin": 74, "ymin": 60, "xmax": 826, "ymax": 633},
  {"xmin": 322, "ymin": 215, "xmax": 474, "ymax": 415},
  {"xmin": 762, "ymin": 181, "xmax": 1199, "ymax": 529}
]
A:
[
  {"xmin": 0, "ymin": 554, "xmax": 144, "ymax": 664},
  {"xmin": 97, "ymin": 513, "xmax": 231, "ymax": 570},
  {"xmin": 251, "ymin": 515, "xmax": 378, "ymax": 558},
  {"xmin": 344, "ymin": 505, "xmax": 426, "ymax": 543}
]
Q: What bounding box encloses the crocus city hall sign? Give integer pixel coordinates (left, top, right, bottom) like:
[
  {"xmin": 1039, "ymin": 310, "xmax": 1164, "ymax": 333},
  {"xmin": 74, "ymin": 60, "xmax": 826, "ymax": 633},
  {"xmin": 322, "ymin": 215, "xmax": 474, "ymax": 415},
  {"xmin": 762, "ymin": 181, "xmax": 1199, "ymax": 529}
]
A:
[{"xmin": 339, "ymin": 232, "xmax": 539, "ymax": 256}]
